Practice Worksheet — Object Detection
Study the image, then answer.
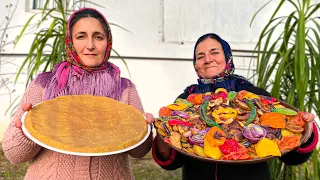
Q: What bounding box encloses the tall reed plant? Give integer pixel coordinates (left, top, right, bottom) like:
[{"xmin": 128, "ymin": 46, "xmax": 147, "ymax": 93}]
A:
[{"xmin": 251, "ymin": 0, "xmax": 320, "ymax": 179}]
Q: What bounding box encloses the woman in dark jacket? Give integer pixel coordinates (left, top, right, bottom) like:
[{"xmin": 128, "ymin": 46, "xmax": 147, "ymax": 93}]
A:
[{"xmin": 152, "ymin": 33, "xmax": 319, "ymax": 180}]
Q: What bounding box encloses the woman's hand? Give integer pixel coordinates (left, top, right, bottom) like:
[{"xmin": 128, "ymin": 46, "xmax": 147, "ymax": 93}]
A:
[
  {"xmin": 144, "ymin": 112, "xmax": 172, "ymax": 160},
  {"xmin": 128, "ymin": 112, "xmax": 154, "ymax": 158},
  {"xmin": 302, "ymin": 112, "xmax": 315, "ymax": 144},
  {"xmin": 15, "ymin": 103, "xmax": 32, "ymax": 128},
  {"xmin": 156, "ymin": 135, "xmax": 172, "ymax": 160},
  {"xmin": 143, "ymin": 112, "xmax": 155, "ymax": 124}
]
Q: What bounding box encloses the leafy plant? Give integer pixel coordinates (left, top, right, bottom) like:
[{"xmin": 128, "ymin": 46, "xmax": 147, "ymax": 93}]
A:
[
  {"xmin": 251, "ymin": 0, "xmax": 320, "ymax": 179},
  {"xmin": 14, "ymin": 0, "xmax": 130, "ymax": 86},
  {"xmin": 267, "ymin": 147, "xmax": 320, "ymax": 180}
]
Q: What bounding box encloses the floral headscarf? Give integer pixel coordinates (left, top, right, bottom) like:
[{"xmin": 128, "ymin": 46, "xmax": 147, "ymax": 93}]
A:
[
  {"xmin": 65, "ymin": 8, "xmax": 113, "ymax": 71},
  {"xmin": 185, "ymin": 33, "xmax": 253, "ymax": 94},
  {"xmin": 41, "ymin": 8, "xmax": 124, "ymax": 100},
  {"xmin": 55, "ymin": 8, "xmax": 120, "ymax": 92}
]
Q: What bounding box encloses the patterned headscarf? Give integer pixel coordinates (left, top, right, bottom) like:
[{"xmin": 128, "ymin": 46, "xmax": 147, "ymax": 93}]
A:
[
  {"xmin": 65, "ymin": 8, "xmax": 112, "ymax": 71},
  {"xmin": 185, "ymin": 33, "xmax": 253, "ymax": 94},
  {"xmin": 41, "ymin": 8, "xmax": 125, "ymax": 100},
  {"xmin": 55, "ymin": 8, "xmax": 119, "ymax": 92}
]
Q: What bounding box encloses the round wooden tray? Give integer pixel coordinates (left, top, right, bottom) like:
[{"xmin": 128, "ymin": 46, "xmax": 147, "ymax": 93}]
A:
[{"xmin": 157, "ymin": 100, "xmax": 312, "ymax": 164}]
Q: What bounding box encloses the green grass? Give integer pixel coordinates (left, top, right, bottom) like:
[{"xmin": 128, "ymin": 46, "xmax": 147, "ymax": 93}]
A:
[
  {"xmin": 0, "ymin": 149, "xmax": 28, "ymax": 180},
  {"xmin": 0, "ymin": 147, "xmax": 181, "ymax": 180},
  {"xmin": 131, "ymin": 152, "xmax": 182, "ymax": 180}
]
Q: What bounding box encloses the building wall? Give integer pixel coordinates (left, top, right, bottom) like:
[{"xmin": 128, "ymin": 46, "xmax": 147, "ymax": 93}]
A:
[{"xmin": 0, "ymin": 0, "xmax": 319, "ymax": 140}]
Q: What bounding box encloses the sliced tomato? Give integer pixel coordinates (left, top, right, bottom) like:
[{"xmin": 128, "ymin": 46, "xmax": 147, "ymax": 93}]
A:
[
  {"xmin": 221, "ymin": 151, "xmax": 252, "ymax": 160},
  {"xmin": 187, "ymin": 94, "xmax": 197, "ymax": 104},
  {"xmin": 277, "ymin": 135, "xmax": 301, "ymax": 153},
  {"xmin": 159, "ymin": 107, "xmax": 172, "ymax": 116},
  {"xmin": 219, "ymin": 139, "xmax": 239, "ymax": 155},
  {"xmin": 221, "ymin": 143, "xmax": 252, "ymax": 160},
  {"xmin": 287, "ymin": 112, "xmax": 306, "ymax": 127}
]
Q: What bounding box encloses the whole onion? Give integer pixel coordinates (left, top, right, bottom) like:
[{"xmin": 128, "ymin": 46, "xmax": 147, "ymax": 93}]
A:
[
  {"xmin": 242, "ymin": 124, "xmax": 266, "ymax": 143},
  {"xmin": 170, "ymin": 110, "xmax": 190, "ymax": 119}
]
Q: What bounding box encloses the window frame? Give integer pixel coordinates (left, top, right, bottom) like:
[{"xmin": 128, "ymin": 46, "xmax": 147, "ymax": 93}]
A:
[{"xmin": 26, "ymin": 0, "xmax": 89, "ymax": 12}]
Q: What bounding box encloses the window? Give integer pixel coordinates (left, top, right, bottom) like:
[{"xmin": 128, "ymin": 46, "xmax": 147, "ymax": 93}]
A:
[
  {"xmin": 31, "ymin": 0, "xmax": 88, "ymax": 11},
  {"xmin": 161, "ymin": 0, "xmax": 268, "ymax": 44}
]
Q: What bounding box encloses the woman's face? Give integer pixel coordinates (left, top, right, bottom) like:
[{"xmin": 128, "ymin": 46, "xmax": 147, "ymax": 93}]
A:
[
  {"xmin": 195, "ymin": 38, "xmax": 226, "ymax": 79},
  {"xmin": 72, "ymin": 17, "xmax": 107, "ymax": 67}
]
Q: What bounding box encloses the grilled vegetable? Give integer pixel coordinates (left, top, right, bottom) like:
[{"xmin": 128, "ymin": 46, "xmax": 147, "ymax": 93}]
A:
[
  {"xmin": 242, "ymin": 124, "xmax": 266, "ymax": 143},
  {"xmin": 205, "ymin": 126, "xmax": 226, "ymax": 147},
  {"xmin": 204, "ymin": 138, "xmax": 222, "ymax": 159},
  {"xmin": 167, "ymin": 103, "xmax": 188, "ymax": 111},
  {"xmin": 227, "ymin": 91, "xmax": 237, "ymax": 100},
  {"xmin": 218, "ymin": 139, "xmax": 239, "ymax": 155},
  {"xmin": 244, "ymin": 99, "xmax": 257, "ymax": 126},
  {"xmin": 271, "ymin": 108, "xmax": 297, "ymax": 116},
  {"xmin": 255, "ymin": 138, "xmax": 281, "ymax": 158},
  {"xmin": 200, "ymin": 100, "xmax": 222, "ymax": 128},
  {"xmin": 260, "ymin": 112, "xmax": 286, "ymax": 128},
  {"xmin": 170, "ymin": 110, "xmax": 190, "ymax": 119},
  {"xmin": 175, "ymin": 98, "xmax": 194, "ymax": 107}
]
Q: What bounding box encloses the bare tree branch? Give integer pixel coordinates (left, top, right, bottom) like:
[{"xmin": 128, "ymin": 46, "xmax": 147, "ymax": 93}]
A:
[{"xmin": 0, "ymin": 0, "xmax": 20, "ymax": 106}]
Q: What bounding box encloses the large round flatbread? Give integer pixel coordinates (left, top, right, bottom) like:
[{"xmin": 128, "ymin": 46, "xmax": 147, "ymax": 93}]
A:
[{"xmin": 24, "ymin": 95, "xmax": 148, "ymax": 153}]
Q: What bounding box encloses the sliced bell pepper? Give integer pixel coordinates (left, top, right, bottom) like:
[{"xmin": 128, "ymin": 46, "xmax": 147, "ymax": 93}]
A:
[
  {"xmin": 255, "ymin": 138, "xmax": 281, "ymax": 158},
  {"xmin": 200, "ymin": 100, "xmax": 222, "ymax": 128},
  {"xmin": 205, "ymin": 126, "xmax": 226, "ymax": 147},
  {"xmin": 175, "ymin": 98, "xmax": 194, "ymax": 107},
  {"xmin": 212, "ymin": 91, "xmax": 228, "ymax": 101},
  {"xmin": 273, "ymin": 104, "xmax": 286, "ymax": 108},
  {"xmin": 187, "ymin": 94, "xmax": 197, "ymax": 104},
  {"xmin": 244, "ymin": 99, "xmax": 257, "ymax": 126},
  {"xmin": 211, "ymin": 107, "xmax": 238, "ymax": 122},
  {"xmin": 204, "ymin": 138, "xmax": 222, "ymax": 159},
  {"xmin": 227, "ymin": 91, "xmax": 237, "ymax": 100},
  {"xmin": 167, "ymin": 103, "xmax": 188, "ymax": 111},
  {"xmin": 243, "ymin": 92, "xmax": 260, "ymax": 100},
  {"xmin": 215, "ymin": 88, "xmax": 228, "ymax": 94},
  {"xmin": 260, "ymin": 112, "xmax": 286, "ymax": 128},
  {"xmin": 271, "ymin": 108, "xmax": 297, "ymax": 116},
  {"xmin": 261, "ymin": 97, "xmax": 277, "ymax": 105},
  {"xmin": 194, "ymin": 94, "xmax": 203, "ymax": 105},
  {"xmin": 168, "ymin": 119, "xmax": 193, "ymax": 127}
]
